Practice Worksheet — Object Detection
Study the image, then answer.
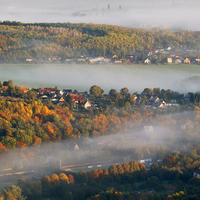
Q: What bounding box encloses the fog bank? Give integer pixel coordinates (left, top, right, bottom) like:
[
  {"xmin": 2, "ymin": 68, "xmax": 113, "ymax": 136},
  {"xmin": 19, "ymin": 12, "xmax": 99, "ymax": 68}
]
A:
[
  {"xmin": 0, "ymin": 64, "xmax": 199, "ymax": 94},
  {"xmin": 1, "ymin": 0, "xmax": 200, "ymax": 30}
]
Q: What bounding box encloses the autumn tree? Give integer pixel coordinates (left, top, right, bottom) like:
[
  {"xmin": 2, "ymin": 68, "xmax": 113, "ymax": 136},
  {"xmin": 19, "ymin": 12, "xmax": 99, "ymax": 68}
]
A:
[
  {"xmin": 68, "ymin": 174, "xmax": 75, "ymax": 184},
  {"xmin": 116, "ymin": 164, "xmax": 124, "ymax": 175},
  {"xmin": 139, "ymin": 163, "xmax": 147, "ymax": 173},
  {"xmin": 0, "ymin": 185, "xmax": 26, "ymax": 200},
  {"xmin": 129, "ymin": 160, "xmax": 140, "ymax": 173},
  {"xmin": 108, "ymin": 164, "xmax": 118, "ymax": 176},
  {"xmin": 122, "ymin": 163, "xmax": 130, "ymax": 174},
  {"xmin": 59, "ymin": 173, "xmax": 69, "ymax": 183}
]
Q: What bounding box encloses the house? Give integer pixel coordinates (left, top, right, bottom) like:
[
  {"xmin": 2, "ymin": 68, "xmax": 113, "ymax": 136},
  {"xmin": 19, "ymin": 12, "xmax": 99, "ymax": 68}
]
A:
[
  {"xmin": 184, "ymin": 57, "xmax": 191, "ymax": 64},
  {"xmin": 114, "ymin": 59, "xmax": 122, "ymax": 64},
  {"xmin": 175, "ymin": 58, "xmax": 182, "ymax": 64},
  {"xmin": 48, "ymin": 56, "xmax": 61, "ymax": 61},
  {"xmin": 165, "ymin": 185, "xmax": 176, "ymax": 193},
  {"xmin": 150, "ymin": 96, "xmax": 160, "ymax": 103},
  {"xmin": 104, "ymin": 58, "xmax": 111, "ymax": 63},
  {"xmin": 84, "ymin": 99, "xmax": 92, "ymax": 109},
  {"xmin": 38, "ymin": 88, "xmax": 56, "ymax": 94},
  {"xmin": 74, "ymin": 144, "xmax": 79, "ymax": 150},
  {"xmin": 165, "ymin": 46, "xmax": 172, "ymax": 51},
  {"xmin": 77, "ymin": 58, "xmax": 86, "ymax": 62},
  {"xmin": 20, "ymin": 87, "xmax": 28, "ymax": 93},
  {"xmin": 144, "ymin": 58, "xmax": 151, "ymax": 64},
  {"xmin": 26, "ymin": 58, "xmax": 33, "ymax": 62},
  {"xmin": 59, "ymin": 97, "xmax": 65, "ymax": 103},
  {"xmin": 195, "ymin": 56, "xmax": 200, "ymax": 63},
  {"xmin": 112, "ymin": 54, "xmax": 118, "ymax": 59},
  {"xmin": 193, "ymin": 169, "xmax": 200, "ymax": 178},
  {"xmin": 70, "ymin": 94, "xmax": 83, "ymax": 103},
  {"xmin": 157, "ymin": 100, "xmax": 166, "ymax": 108},
  {"xmin": 167, "ymin": 57, "xmax": 172, "ymax": 64}
]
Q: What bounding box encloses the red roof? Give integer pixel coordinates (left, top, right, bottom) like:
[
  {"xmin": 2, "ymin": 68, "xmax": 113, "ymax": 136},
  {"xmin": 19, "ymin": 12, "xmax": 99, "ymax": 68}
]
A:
[
  {"xmin": 38, "ymin": 88, "xmax": 56, "ymax": 94},
  {"xmin": 166, "ymin": 185, "xmax": 176, "ymax": 190},
  {"xmin": 70, "ymin": 94, "xmax": 83, "ymax": 102}
]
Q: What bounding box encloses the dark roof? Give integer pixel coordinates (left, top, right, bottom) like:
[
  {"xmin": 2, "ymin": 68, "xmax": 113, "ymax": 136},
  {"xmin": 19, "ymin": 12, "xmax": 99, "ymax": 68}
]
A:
[{"xmin": 194, "ymin": 169, "xmax": 200, "ymax": 174}]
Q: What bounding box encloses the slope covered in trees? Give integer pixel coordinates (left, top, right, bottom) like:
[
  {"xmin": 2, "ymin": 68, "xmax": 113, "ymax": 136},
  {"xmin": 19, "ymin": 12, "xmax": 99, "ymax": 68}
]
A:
[{"xmin": 0, "ymin": 21, "xmax": 200, "ymax": 62}]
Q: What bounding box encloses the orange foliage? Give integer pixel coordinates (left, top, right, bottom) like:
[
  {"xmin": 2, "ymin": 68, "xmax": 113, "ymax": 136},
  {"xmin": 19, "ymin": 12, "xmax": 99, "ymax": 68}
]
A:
[
  {"xmin": 16, "ymin": 140, "xmax": 26, "ymax": 150},
  {"xmin": 68, "ymin": 174, "xmax": 75, "ymax": 184},
  {"xmin": 0, "ymin": 142, "xmax": 6, "ymax": 152}
]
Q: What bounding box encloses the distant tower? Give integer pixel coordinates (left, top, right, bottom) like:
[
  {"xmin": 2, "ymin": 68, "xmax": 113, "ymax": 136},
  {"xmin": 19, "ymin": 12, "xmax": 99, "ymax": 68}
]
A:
[
  {"xmin": 108, "ymin": 4, "xmax": 110, "ymax": 9},
  {"xmin": 119, "ymin": 5, "xmax": 121, "ymax": 9}
]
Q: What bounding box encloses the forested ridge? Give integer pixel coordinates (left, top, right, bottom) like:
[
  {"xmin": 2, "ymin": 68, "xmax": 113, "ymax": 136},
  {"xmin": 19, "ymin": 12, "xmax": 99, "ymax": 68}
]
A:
[{"xmin": 0, "ymin": 21, "xmax": 200, "ymax": 62}]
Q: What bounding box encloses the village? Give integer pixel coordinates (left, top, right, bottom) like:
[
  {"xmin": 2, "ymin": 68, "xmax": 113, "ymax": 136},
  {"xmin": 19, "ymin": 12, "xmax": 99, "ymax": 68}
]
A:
[{"xmin": 25, "ymin": 46, "xmax": 200, "ymax": 65}]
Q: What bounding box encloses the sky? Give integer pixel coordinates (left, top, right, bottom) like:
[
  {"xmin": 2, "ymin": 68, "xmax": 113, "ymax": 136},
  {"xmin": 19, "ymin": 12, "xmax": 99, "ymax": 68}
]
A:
[{"xmin": 0, "ymin": 0, "xmax": 200, "ymax": 30}]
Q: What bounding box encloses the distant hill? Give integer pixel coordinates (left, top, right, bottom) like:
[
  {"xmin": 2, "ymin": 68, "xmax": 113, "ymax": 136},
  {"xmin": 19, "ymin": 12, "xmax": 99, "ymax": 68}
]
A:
[{"xmin": 1, "ymin": 21, "xmax": 200, "ymax": 63}]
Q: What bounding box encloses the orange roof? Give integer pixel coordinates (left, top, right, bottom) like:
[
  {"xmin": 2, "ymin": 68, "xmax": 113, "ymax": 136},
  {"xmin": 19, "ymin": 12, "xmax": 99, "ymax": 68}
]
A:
[
  {"xmin": 2, "ymin": 86, "xmax": 8, "ymax": 90},
  {"xmin": 20, "ymin": 87, "xmax": 28, "ymax": 92}
]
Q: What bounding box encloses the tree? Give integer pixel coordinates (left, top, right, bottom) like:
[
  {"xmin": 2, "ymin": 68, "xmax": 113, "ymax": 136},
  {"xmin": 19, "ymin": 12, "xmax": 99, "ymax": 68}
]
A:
[
  {"xmin": 68, "ymin": 174, "xmax": 75, "ymax": 184},
  {"xmin": 59, "ymin": 173, "xmax": 69, "ymax": 183},
  {"xmin": 24, "ymin": 91, "xmax": 37, "ymax": 100},
  {"xmin": 129, "ymin": 160, "xmax": 140, "ymax": 173},
  {"xmin": 116, "ymin": 164, "xmax": 124, "ymax": 175},
  {"xmin": 109, "ymin": 89, "xmax": 117, "ymax": 97},
  {"xmin": 0, "ymin": 185, "xmax": 26, "ymax": 200},
  {"xmin": 41, "ymin": 176, "xmax": 51, "ymax": 186},
  {"xmin": 120, "ymin": 87, "xmax": 129, "ymax": 95},
  {"xmin": 78, "ymin": 171, "xmax": 88, "ymax": 184},
  {"xmin": 108, "ymin": 164, "xmax": 118, "ymax": 176},
  {"xmin": 122, "ymin": 163, "xmax": 130, "ymax": 174},
  {"xmin": 163, "ymin": 158, "xmax": 172, "ymax": 168},
  {"xmin": 89, "ymin": 85, "xmax": 104, "ymax": 96},
  {"xmin": 139, "ymin": 163, "xmax": 147, "ymax": 173},
  {"xmin": 64, "ymin": 94, "xmax": 74, "ymax": 109}
]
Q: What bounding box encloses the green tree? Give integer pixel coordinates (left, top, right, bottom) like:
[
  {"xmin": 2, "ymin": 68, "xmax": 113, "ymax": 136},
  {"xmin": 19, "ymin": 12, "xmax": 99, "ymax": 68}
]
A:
[
  {"xmin": 64, "ymin": 94, "xmax": 74, "ymax": 109},
  {"xmin": 108, "ymin": 164, "xmax": 118, "ymax": 176},
  {"xmin": 129, "ymin": 160, "xmax": 140, "ymax": 173},
  {"xmin": 109, "ymin": 89, "xmax": 117, "ymax": 97},
  {"xmin": 78, "ymin": 170, "xmax": 88, "ymax": 184},
  {"xmin": 89, "ymin": 85, "xmax": 104, "ymax": 96},
  {"xmin": 120, "ymin": 87, "xmax": 129, "ymax": 95}
]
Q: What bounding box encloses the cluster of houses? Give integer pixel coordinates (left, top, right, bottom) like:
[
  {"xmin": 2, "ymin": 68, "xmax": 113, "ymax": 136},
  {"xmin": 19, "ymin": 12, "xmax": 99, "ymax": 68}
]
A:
[
  {"xmin": 38, "ymin": 87, "xmax": 99, "ymax": 110},
  {"xmin": 25, "ymin": 46, "xmax": 200, "ymax": 65},
  {"xmin": 136, "ymin": 93, "xmax": 179, "ymax": 109}
]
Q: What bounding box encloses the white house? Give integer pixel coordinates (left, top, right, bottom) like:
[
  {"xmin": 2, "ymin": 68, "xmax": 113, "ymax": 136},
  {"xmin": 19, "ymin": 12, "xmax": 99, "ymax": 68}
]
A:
[
  {"xmin": 167, "ymin": 57, "xmax": 172, "ymax": 64},
  {"xmin": 144, "ymin": 58, "xmax": 151, "ymax": 64}
]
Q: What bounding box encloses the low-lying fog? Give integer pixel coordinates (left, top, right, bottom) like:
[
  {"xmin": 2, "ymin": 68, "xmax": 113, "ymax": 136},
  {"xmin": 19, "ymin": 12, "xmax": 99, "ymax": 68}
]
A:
[
  {"xmin": 1, "ymin": 110, "xmax": 197, "ymax": 171},
  {"xmin": 0, "ymin": 64, "xmax": 200, "ymax": 94},
  {"xmin": 1, "ymin": 0, "xmax": 200, "ymax": 31}
]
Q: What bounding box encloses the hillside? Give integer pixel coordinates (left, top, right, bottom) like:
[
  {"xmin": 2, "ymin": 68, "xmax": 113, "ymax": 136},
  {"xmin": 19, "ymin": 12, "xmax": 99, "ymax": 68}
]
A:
[{"xmin": 0, "ymin": 21, "xmax": 200, "ymax": 63}]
